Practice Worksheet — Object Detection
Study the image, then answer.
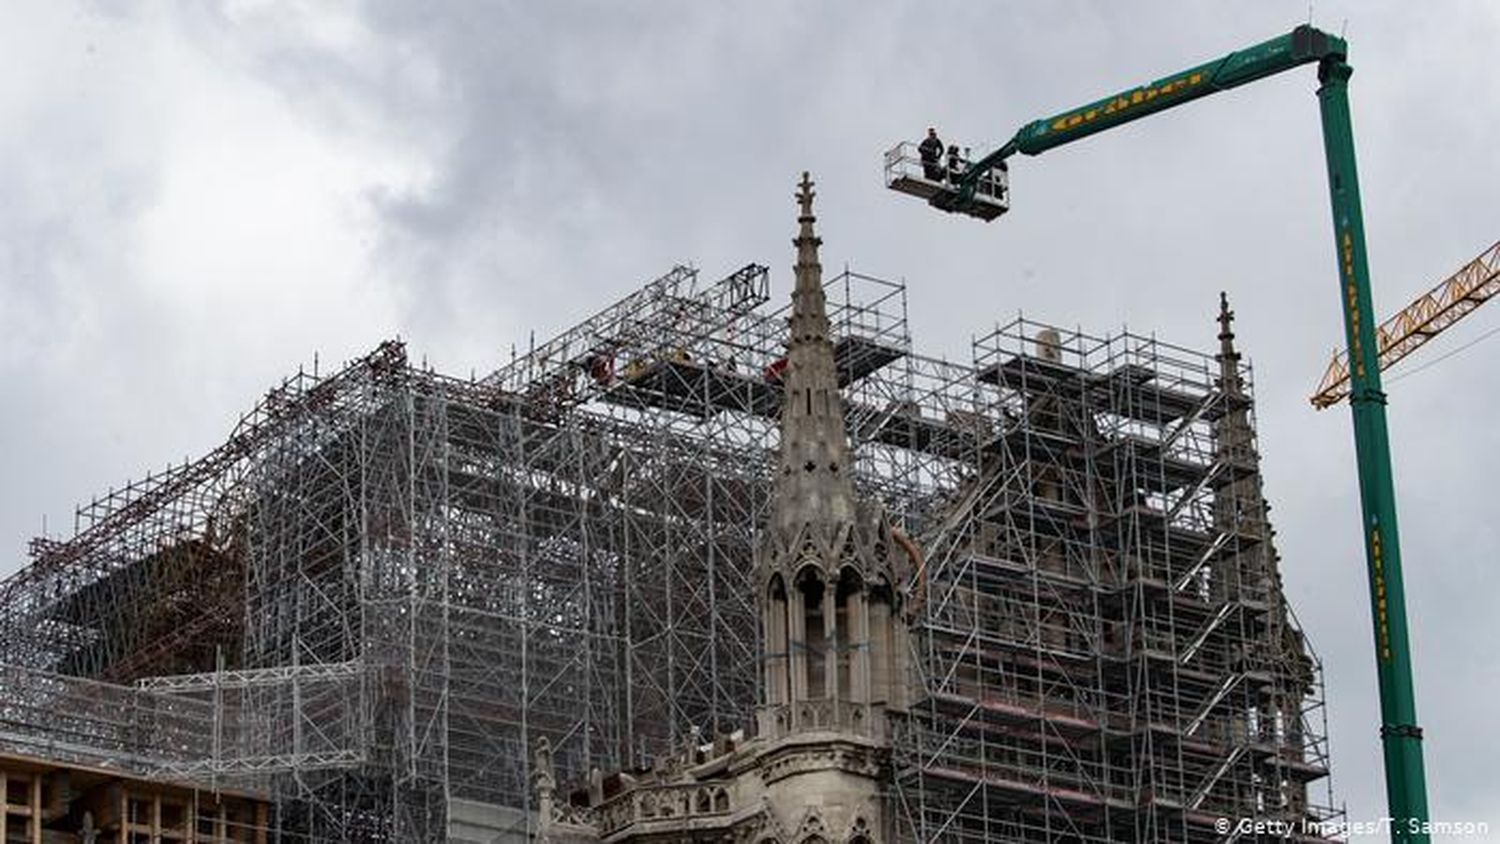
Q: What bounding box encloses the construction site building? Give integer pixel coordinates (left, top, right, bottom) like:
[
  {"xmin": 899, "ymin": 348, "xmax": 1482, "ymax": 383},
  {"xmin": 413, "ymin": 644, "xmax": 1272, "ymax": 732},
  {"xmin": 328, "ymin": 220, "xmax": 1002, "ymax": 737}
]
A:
[{"xmin": 0, "ymin": 187, "xmax": 1338, "ymax": 841}]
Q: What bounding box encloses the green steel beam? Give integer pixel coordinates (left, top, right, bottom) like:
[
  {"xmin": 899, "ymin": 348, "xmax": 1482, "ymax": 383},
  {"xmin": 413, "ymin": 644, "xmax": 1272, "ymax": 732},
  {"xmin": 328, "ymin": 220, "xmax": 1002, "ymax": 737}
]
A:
[
  {"xmin": 1316, "ymin": 56, "xmax": 1431, "ymax": 842},
  {"xmin": 957, "ymin": 26, "xmax": 1344, "ymax": 202}
]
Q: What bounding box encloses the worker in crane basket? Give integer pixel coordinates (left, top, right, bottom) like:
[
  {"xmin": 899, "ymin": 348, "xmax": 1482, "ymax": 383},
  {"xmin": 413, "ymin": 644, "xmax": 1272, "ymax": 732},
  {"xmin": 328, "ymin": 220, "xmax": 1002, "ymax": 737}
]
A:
[{"xmin": 918, "ymin": 127, "xmax": 944, "ymax": 181}]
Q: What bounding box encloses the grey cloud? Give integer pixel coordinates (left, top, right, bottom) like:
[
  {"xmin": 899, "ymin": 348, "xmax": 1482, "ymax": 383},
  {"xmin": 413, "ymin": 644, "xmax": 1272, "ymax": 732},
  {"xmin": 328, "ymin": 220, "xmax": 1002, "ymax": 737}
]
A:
[{"xmin": 3, "ymin": 0, "xmax": 1497, "ymax": 830}]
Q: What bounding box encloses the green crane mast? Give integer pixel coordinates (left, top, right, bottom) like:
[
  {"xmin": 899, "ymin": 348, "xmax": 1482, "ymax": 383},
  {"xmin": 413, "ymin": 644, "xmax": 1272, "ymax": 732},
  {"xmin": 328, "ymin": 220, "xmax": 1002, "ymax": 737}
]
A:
[{"xmin": 902, "ymin": 25, "xmax": 1430, "ymax": 841}]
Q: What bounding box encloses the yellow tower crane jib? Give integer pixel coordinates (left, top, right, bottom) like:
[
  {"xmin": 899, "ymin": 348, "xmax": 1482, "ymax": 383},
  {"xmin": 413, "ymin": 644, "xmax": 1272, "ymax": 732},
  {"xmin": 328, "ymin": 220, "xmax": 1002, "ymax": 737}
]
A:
[{"xmin": 1312, "ymin": 239, "xmax": 1500, "ymax": 409}]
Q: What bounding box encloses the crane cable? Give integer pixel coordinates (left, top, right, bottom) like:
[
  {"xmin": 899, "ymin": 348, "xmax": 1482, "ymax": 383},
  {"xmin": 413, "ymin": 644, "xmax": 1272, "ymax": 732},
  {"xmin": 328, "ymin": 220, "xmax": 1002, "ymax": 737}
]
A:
[{"xmin": 1384, "ymin": 323, "xmax": 1500, "ymax": 385}]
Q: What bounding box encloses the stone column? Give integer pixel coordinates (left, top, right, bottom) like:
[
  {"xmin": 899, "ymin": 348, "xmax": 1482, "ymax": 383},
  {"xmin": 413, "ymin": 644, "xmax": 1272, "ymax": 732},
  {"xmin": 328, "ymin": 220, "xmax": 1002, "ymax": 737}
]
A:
[
  {"xmin": 868, "ymin": 594, "xmax": 891, "ymax": 704},
  {"xmin": 788, "ymin": 583, "xmax": 807, "ymax": 705},
  {"xmin": 763, "ymin": 595, "xmax": 785, "ymax": 705},
  {"xmin": 893, "ymin": 616, "xmax": 910, "ymax": 710},
  {"xmin": 824, "ymin": 574, "xmax": 838, "ymax": 704},
  {"xmin": 853, "ymin": 587, "xmax": 871, "ymax": 707}
]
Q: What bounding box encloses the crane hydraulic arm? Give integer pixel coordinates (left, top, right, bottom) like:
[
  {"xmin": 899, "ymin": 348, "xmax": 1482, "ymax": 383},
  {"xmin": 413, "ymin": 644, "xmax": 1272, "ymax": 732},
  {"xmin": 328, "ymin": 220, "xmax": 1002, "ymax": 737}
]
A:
[
  {"xmin": 920, "ymin": 25, "xmax": 1432, "ymax": 840},
  {"xmin": 948, "ymin": 26, "xmax": 1341, "ymax": 208}
]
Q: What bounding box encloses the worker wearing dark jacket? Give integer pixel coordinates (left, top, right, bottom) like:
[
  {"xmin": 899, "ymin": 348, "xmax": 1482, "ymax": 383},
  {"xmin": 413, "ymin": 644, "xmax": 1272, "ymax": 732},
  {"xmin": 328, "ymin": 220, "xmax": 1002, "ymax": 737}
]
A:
[
  {"xmin": 918, "ymin": 128, "xmax": 944, "ymax": 181},
  {"xmin": 946, "ymin": 144, "xmax": 963, "ymax": 184}
]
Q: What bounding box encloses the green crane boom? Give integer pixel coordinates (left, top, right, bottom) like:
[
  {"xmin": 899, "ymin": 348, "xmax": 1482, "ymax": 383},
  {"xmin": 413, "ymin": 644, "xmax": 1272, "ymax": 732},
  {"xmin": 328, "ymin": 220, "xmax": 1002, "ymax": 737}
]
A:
[{"xmin": 921, "ymin": 24, "xmax": 1431, "ymax": 840}]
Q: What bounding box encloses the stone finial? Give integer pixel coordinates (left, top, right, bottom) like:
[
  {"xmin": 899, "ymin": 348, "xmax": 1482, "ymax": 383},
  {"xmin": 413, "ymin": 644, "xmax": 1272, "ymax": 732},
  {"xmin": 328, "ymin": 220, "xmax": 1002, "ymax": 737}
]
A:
[
  {"xmin": 534, "ymin": 736, "xmax": 556, "ymax": 794},
  {"xmin": 80, "ymin": 812, "xmax": 98, "ymax": 844},
  {"xmin": 534, "ymin": 736, "xmax": 557, "ymax": 828},
  {"xmin": 588, "ymin": 767, "xmax": 604, "ymax": 806},
  {"xmin": 535, "ymin": 737, "xmax": 554, "ymax": 776},
  {"xmin": 1217, "ymin": 291, "xmax": 1236, "ymax": 347},
  {"xmin": 1216, "ymin": 292, "xmax": 1244, "ymax": 396}
]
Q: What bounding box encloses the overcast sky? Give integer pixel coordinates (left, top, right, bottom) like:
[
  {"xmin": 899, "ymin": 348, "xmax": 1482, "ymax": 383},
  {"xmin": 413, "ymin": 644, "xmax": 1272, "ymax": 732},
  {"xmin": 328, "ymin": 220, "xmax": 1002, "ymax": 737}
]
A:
[{"xmin": 2, "ymin": 1, "xmax": 1497, "ymax": 831}]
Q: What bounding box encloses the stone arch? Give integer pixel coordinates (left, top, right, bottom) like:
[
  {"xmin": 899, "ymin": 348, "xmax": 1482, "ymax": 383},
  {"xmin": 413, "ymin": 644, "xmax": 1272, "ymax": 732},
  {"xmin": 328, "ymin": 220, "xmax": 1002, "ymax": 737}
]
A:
[
  {"xmin": 768, "ymin": 571, "xmax": 788, "ymax": 599},
  {"xmin": 794, "ymin": 555, "xmax": 824, "ymax": 582},
  {"xmin": 836, "ymin": 565, "xmax": 865, "ymax": 589}
]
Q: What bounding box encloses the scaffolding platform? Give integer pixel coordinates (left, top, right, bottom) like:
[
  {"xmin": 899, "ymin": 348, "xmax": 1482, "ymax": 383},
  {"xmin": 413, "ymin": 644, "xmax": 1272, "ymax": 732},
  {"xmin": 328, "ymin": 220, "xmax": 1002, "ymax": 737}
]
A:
[
  {"xmin": 859, "ymin": 409, "xmax": 977, "ymax": 461},
  {"xmin": 1095, "ymin": 434, "xmax": 1258, "ymax": 492},
  {"xmin": 955, "ymin": 550, "xmax": 1099, "ymax": 595},
  {"xmin": 607, "ymin": 358, "xmax": 777, "ymax": 418},
  {"xmin": 980, "ymin": 355, "xmax": 1249, "ymax": 424},
  {"xmin": 900, "ymin": 763, "xmax": 1134, "ymax": 812},
  {"xmin": 833, "ymin": 334, "xmax": 905, "ymax": 384},
  {"xmin": 603, "ymin": 334, "xmax": 904, "ymax": 420}
]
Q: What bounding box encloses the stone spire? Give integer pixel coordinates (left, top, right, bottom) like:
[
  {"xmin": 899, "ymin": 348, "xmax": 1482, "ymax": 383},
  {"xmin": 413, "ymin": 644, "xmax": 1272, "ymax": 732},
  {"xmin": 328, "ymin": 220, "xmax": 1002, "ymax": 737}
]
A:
[
  {"xmin": 773, "ymin": 172, "xmax": 857, "ymax": 536},
  {"xmin": 1214, "ymin": 292, "xmax": 1251, "ymax": 463},
  {"xmin": 757, "ymin": 173, "xmax": 909, "ymax": 731},
  {"xmin": 1214, "ymin": 292, "xmax": 1255, "ymax": 464},
  {"xmin": 1211, "ymin": 292, "xmax": 1275, "ymax": 599}
]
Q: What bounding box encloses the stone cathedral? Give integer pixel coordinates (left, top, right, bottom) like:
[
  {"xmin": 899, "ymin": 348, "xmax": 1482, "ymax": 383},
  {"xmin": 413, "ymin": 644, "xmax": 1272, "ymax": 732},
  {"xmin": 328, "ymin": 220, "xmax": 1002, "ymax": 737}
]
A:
[{"xmin": 535, "ymin": 174, "xmax": 912, "ymax": 843}]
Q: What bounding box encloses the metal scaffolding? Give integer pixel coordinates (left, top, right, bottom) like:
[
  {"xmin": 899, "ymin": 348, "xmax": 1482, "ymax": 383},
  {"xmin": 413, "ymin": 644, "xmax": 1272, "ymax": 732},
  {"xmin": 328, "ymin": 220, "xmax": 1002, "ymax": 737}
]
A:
[
  {"xmin": 0, "ymin": 263, "xmax": 1336, "ymax": 841},
  {"xmin": 892, "ymin": 317, "xmax": 1340, "ymax": 841}
]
